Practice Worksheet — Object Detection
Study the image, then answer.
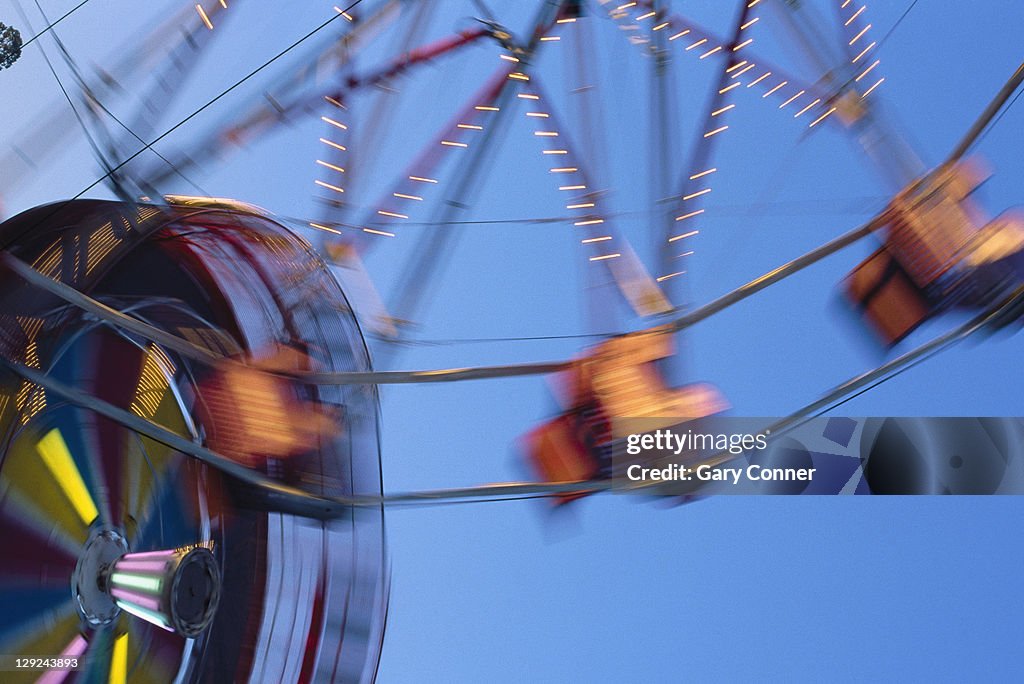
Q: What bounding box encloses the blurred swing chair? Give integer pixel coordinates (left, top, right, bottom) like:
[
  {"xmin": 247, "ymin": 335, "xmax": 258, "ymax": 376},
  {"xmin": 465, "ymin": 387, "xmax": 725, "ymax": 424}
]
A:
[
  {"xmin": 523, "ymin": 330, "xmax": 728, "ymax": 504},
  {"xmin": 844, "ymin": 159, "xmax": 1024, "ymax": 345}
]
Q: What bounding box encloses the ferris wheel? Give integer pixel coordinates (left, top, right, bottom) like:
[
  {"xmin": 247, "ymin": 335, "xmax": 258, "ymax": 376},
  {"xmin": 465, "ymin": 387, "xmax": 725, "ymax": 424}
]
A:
[{"xmin": 1, "ymin": 0, "xmax": 1023, "ymax": 682}]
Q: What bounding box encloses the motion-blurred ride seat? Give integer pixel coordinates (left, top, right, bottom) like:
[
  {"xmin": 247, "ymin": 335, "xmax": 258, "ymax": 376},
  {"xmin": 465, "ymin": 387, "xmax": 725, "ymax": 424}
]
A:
[
  {"xmin": 843, "ymin": 159, "xmax": 1024, "ymax": 345},
  {"xmin": 523, "ymin": 331, "xmax": 728, "ymax": 504}
]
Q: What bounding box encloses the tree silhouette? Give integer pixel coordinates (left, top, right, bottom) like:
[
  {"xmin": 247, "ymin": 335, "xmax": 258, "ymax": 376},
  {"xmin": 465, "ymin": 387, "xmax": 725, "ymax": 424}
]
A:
[{"xmin": 0, "ymin": 23, "xmax": 22, "ymax": 70}]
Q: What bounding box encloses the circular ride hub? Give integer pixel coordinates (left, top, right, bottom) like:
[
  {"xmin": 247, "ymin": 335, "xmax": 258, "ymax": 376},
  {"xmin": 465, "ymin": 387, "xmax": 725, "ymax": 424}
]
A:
[{"xmin": 0, "ymin": 199, "xmax": 387, "ymax": 683}]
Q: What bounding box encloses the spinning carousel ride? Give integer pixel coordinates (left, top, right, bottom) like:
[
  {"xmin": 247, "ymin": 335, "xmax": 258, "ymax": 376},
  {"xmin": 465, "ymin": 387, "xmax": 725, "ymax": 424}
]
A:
[{"xmin": 1, "ymin": 0, "xmax": 1022, "ymax": 681}]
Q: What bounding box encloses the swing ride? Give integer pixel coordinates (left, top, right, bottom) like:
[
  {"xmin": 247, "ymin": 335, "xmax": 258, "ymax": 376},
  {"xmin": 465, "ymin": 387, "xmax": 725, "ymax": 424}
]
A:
[{"xmin": 1, "ymin": 0, "xmax": 1022, "ymax": 681}]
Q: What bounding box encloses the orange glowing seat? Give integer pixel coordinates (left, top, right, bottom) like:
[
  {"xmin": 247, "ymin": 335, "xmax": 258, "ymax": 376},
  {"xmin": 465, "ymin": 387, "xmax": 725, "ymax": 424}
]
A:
[
  {"xmin": 843, "ymin": 247, "xmax": 932, "ymax": 345},
  {"xmin": 197, "ymin": 346, "xmax": 340, "ymax": 466},
  {"xmin": 523, "ymin": 414, "xmax": 603, "ymax": 505},
  {"xmin": 558, "ymin": 330, "xmax": 728, "ymax": 438},
  {"xmin": 841, "ymin": 158, "xmax": 1024, "ymax": 345},
  {"xmin": 523, "ymin": 330, "xmax": 728, "ymax": 503}
]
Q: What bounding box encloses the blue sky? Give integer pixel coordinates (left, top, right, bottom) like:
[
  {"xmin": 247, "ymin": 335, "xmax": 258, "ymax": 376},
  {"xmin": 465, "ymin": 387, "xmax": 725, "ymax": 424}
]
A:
[{"xmin": 2, "ymin": 0, "xmax": 1023, "ymax": 681}]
